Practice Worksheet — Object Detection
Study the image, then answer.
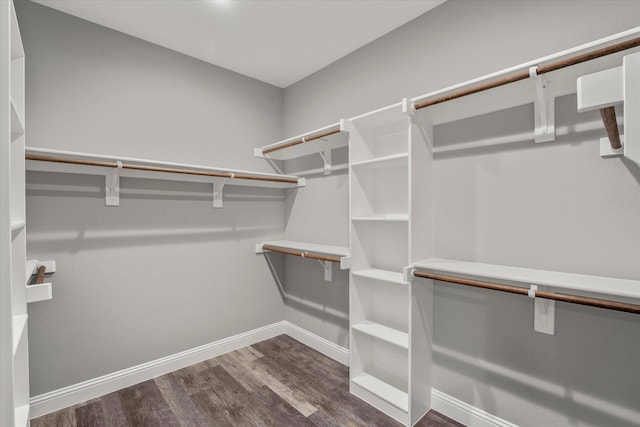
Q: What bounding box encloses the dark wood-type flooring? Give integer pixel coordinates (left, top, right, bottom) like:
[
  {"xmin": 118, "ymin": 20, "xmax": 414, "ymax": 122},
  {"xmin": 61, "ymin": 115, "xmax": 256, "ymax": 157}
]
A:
[{"xmin": 32, "ymin": 334, "xmax": 464, "ymax": 427}]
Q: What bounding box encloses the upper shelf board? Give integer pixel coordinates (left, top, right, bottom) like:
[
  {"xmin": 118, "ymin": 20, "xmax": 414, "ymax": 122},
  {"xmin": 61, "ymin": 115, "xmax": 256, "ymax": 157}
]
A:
[
  {"xmin": 258, "ymin": 240, "xmax": 349, "ymax": 258},
  {"xmin": 413, "ymin": 258, "xmax": 640, "ymax": 301},
  {"xmin": 255, "ymin": 120, "xmax": 348, "ymax": 161},
  {"xmin": 25, "ymin": 147, "xmax": 304, "ymax": 189},
  {"xmin": 410, "ymin": 27, "xmax": 640, "ymax": 127}
]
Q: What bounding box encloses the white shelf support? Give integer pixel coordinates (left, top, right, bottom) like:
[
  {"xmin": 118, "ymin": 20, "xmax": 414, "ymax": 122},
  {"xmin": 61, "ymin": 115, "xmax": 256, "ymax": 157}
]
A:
[
  {"xmin": 530, "ymin": 66, "xmax": 556, "ymax": 143},
  {"xmin": 578, "ymin": 51, "xmax": 640, "ymax": 164},
  {"xmin": 213, "ymin": 178, "xmax": 226, "ymax": 208},
  {"xmin": 318, "ymin": 148, "xmax": 332, "ymax": 175},
  {"xmin": 317, "ymin": 259, "xmax": 333, "ymax": 281},
  {"xmin": 530, "ymin": 284, "xmax": 556, "ymax": 335},
  {"xmin": 105, "ymin": 162, "xmax": 122, "ymax": 207}
]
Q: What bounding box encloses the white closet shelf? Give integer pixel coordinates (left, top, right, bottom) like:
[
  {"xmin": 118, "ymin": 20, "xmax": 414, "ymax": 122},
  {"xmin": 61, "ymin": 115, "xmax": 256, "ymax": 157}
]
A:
[
  {"xmin": 411, "ymin": 28, "xmax": 640, "ymax": 127},
  {"xmin": 352, "ymin": 269, "xmax": 407, "ymax": 285},
  {"xmin": 351, "ymin": 373, "xmax": 409, "ymax": 413},
  {"xmin": 351, "ymin": 215, "xmax": 409, "ymax": 222},
  {"xmin": 12, "ymin": 314, "xmax": 27, "ymax": 356},
  {"xmin": 25, "ymin": 147, "xmax": 304, "ymax": 189},
  {"xmin": 352, "ymin": 321, "xmax": 409, "ymax": 349},
  {"xmin": 350, "ymin": 153, "xmax": 408, "ymax": 169},
  {"xmin": 413, "ymin": 258, "xmax": 640, "ymax": 301},
  {"xmin": 255, "ymin": 121, "xmax": 348, "ymax": 161},
  {"xmin": 11, "ymin": 100, "xmax": 24, "ymax": 140}
]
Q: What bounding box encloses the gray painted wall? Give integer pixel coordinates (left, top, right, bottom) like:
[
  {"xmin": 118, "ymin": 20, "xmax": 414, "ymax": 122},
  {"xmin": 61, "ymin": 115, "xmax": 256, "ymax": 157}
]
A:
[
  {"xmin": 283, "ymin": 1, "xmax": 640, "ymax": 426},
  {"xmin": 17, "ymin": 0, "xmax": 287, "ymax": 396}
]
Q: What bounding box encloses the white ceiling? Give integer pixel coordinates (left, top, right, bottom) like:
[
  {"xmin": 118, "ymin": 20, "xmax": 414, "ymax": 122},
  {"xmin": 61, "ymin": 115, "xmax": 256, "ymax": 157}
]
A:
[{"xmin": 31, "ymin": 0, "xmax": 446, "ymax": 88}]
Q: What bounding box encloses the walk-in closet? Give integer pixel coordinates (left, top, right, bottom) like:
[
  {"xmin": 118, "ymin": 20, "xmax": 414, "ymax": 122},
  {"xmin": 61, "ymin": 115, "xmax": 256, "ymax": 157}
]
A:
[{"xmin": 2, "ymin": 1, "xmax": 640, "ymax": 426}]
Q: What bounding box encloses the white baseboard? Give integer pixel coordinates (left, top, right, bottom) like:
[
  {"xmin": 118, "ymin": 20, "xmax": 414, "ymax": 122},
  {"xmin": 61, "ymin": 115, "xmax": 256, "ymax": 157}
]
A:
[
  {"xmin": 282, "ymin": 321, "xmax": 349, "ymax": 366},
  {"xmin": 29, "ymin": 321, "xmax": 286, "ymax": 419},
  {"xmin": 30, "ymin": 321, "xmax": 516, "ymax": 427},
  {"xmin": 431, "ymin": 389, "xmax": 518, "ymax": 427}
]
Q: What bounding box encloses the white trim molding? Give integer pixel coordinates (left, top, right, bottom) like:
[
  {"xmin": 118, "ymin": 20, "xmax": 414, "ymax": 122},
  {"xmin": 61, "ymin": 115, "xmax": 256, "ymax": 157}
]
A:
[
  {"xmin": 30, "ymin": 321, "xmax": 287, "ymax": 418},
  {"xmin": 431, "ymin": 389, "xmax": 519, "ymax": 427},
  {"xmin": 282, "ymin": 321, "xmax": 349, "ymax": 366}
]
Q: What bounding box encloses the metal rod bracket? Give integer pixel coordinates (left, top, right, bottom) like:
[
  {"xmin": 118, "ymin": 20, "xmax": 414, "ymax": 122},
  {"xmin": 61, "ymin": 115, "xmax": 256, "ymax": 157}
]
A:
[
  {"xmin": 532, "ymin": 284, "xmax": 556, "ymax": 335},
  {"xmin": 318, "ymin": 149, "xmax": 332, "ymax": 175},
  {"xmin": 213, "ymin": 178, "xmax": 226, "ymax": 208},
  {"xmin": 317, "ymin": 259, "xmax": 333, "ymax": 282}
]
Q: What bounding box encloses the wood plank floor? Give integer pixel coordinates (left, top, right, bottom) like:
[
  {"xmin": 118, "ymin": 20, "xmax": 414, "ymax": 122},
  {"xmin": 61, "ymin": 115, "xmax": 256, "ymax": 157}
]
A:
[{"xmin": 32, "ymin": 335, "xmax": 464, "ymax": 427}]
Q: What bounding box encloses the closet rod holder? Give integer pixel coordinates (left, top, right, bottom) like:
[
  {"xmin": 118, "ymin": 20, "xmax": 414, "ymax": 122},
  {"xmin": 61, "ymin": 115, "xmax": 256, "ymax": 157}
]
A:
[
  {"xmin": 262, "ymin": 126, "xmax": 341, "ymax": 154},
  {"xmin": 414, "ymin": 36, "xmax": 640, "ymax": 110},
  {"xmin": 414, "ymin": 271, "xmax": 640, "ymax": 315},
  {"xmin": 25, "ymin": 154, "xmax": 299, "ymax": 184}
]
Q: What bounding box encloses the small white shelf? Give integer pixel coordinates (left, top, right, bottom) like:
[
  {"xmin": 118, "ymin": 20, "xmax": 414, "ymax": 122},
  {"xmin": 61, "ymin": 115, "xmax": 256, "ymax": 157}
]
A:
[
  {"xmin": 12, "ymin": 314, "xmax": 27, "ymax": 356},
  {"xmin": 10, "ymin": 220, "xmax": 25, "ymax": 232},
  {"xmin": 351, "ymin": 373, "xmax": 409, "ymax": 412},
  {"xmin": 255, "ymin": 121, "xmax": 348, "ymax": 161},
  {"xmin": 27, "ymin": 283, "xmax": 53, "ymax": 303},
  {"xmin": 413, "ymin": 258, "xmax": 640, "ymax": 300},
  {"xmin": 350, "ymin": 153, "xmax": 408, "ymax": 169},
  {"xmin": 14, "ymin": 405, "xmax": 29, "ymax": 427},
  {"xmin": 352, "ymin": 269, "xmax": 407, "ymax": 285},
  {"xmin": 352, "ymin": 321, "xmax": 409, "ymax": 349},
  {"xmin": 352, "ymin": 215, "xmax": 409, "ymax": 222},
  {"xmin": 259, "ymin": 240, "xmax": 349, "ymax": 258}
]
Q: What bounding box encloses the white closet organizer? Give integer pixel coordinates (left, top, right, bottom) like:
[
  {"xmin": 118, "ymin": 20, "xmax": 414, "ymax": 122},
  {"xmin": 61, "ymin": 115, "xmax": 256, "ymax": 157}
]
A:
[
  {"xmin": 347, "ymin": 102, "xmax": 432, "ymax": 426},
  {"xmin": 256, "ymin": 240, "xmax": 350, "ymax": 282},
  {"xmin": 25, "ymin": 147, "xmax": 304, "ymax": 208},
  {"xmin": 1, "ymin": 0, "xmax": 31, "ymax": 425},
  {"xmin": 255, "ymin": 121, "xmax": 349, "ymax": 175}
]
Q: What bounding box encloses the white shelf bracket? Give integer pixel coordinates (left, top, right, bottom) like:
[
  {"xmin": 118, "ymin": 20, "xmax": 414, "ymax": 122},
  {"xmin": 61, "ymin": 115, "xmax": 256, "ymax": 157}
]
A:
[
  {"xmin": 255, "ymin": 243, "xmax": 266, "ymax": 254},
  {"xmin": 529, "ymin": 284, "xmax": 555, "ymax": 335},
  {"xmin": 530, "ymin": 66, "xmax": 556, "ymax": 143},
  {"xmin": 213, "ymin": 178, "xmax": 226, "ymax": 208},
  {"xmin": 105, "ymin": 161, "xmax": 122, "ymax": 206},
  {"xmin": 402, "ymin": 97, "xmax": 415, "ymax": 116},
  {"xmin": 340, "ymin": 256, "xmax": 352, "ymax": 270},
  {"xmin": 264, "ymin": 155, "xmax": 284, "ymax": 175},
  {"xmin": 317, "ymin": 259, "xmax": 333, "ymax": 282},
  {"xmin": 318, "ymin": 149, "xmax": 332, "ymax": 175},
  {"xmin": 403, "ymin": 266, "xmax": 415, "ymax": 283}
]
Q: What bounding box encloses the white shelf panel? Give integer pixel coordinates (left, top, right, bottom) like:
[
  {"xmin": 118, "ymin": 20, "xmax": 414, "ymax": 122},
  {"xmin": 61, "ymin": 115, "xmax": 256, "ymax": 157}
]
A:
[
  {"xmin": 352, "ymin": 215, "xmax": 408, "ymax": 222},
  {"xmin": 12, "ymin": 314, "xmax": 27, "ymax": 356},
  {"xmin": 14, "ymin": 404, "xmax": 29, "ymax": 427},
  {"xmin": 256, "ymin": 121, "xmax": 348, "ymax": 161},
  {"xmin": 11, "ymin": 100, "xmax": 24, "ymax": 140},
  {"xmin": 25, "ymin": 147, "xmax": 303, "ymax": 189},
  {"xmin": 350, "ymin": 153, "xmax": 408, "ymax": 169},
  {"xmin": 414, "ymin": 258, "xmax": 640, "ymax": 300},
  {"xmin": 260, "ymin": 240, "xmax": 349, "ymax": 258},
  {"xmin": 352, "ymin": 269, "xmax": 407, "ymax": 285},
  {"xmin": 27, "ymin": 283, "xmax": 53, "ymax": 303},
  {"xmin": 353, "ymin": 321, "xmax": 409, "ymax": 349},
  {"xmin": 351, "ymin": 373, "xmax": 409, "ymax": 412},
  {"xmin": 10, "ymin": 220, "xmax": 25, "ymax": 232}
]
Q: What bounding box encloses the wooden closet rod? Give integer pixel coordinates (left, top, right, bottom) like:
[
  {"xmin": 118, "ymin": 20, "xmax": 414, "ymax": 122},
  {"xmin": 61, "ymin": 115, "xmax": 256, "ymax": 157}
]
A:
[
  {"xmin": 414, "ymin": 36, "xmax": 640, "ymax": 110},
  {"xmin": 25, "ymin": 154, "xmax": 298, "ymax": 184},
  {"xmin": 262, "ymin": 244, "xmax": 342, "ymax": 263},
  {"xmin": 413, "ymin": 271, "xmax": 640, "ymax": 315},
  {"xmin": 262, "ymin": 126, "xmax": 342, "ymax": 154},
  {"xmin": 35, "ymin": 265, "xmax": 46, "ymax": 285},
  {"xmin": 599, "ymin": 106, "xmax": 622, "ymax": 150}
]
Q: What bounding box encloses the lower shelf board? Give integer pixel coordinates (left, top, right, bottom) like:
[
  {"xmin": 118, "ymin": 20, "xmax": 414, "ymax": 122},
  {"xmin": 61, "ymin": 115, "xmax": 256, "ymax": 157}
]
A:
[
  {"xmin": 352, "ymin": 268, "xmax": 407, "ymax": 285},
  {"xmin": 351, "ymin": 373, "xmax": 409, "ymax": 413},
  {"xmin": 352, "ymin": 321, "xmax": 409, "ymax": 349}
]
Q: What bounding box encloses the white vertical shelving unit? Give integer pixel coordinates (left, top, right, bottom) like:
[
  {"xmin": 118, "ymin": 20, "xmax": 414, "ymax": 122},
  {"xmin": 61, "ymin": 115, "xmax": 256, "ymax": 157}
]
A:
[
  {"xmin": 347, "ymin": 101, "xmax": 433, "ymax": 425},
  {"xmin": 1, "ymin": 1, "xmax": 29, "ymax": 425}
]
